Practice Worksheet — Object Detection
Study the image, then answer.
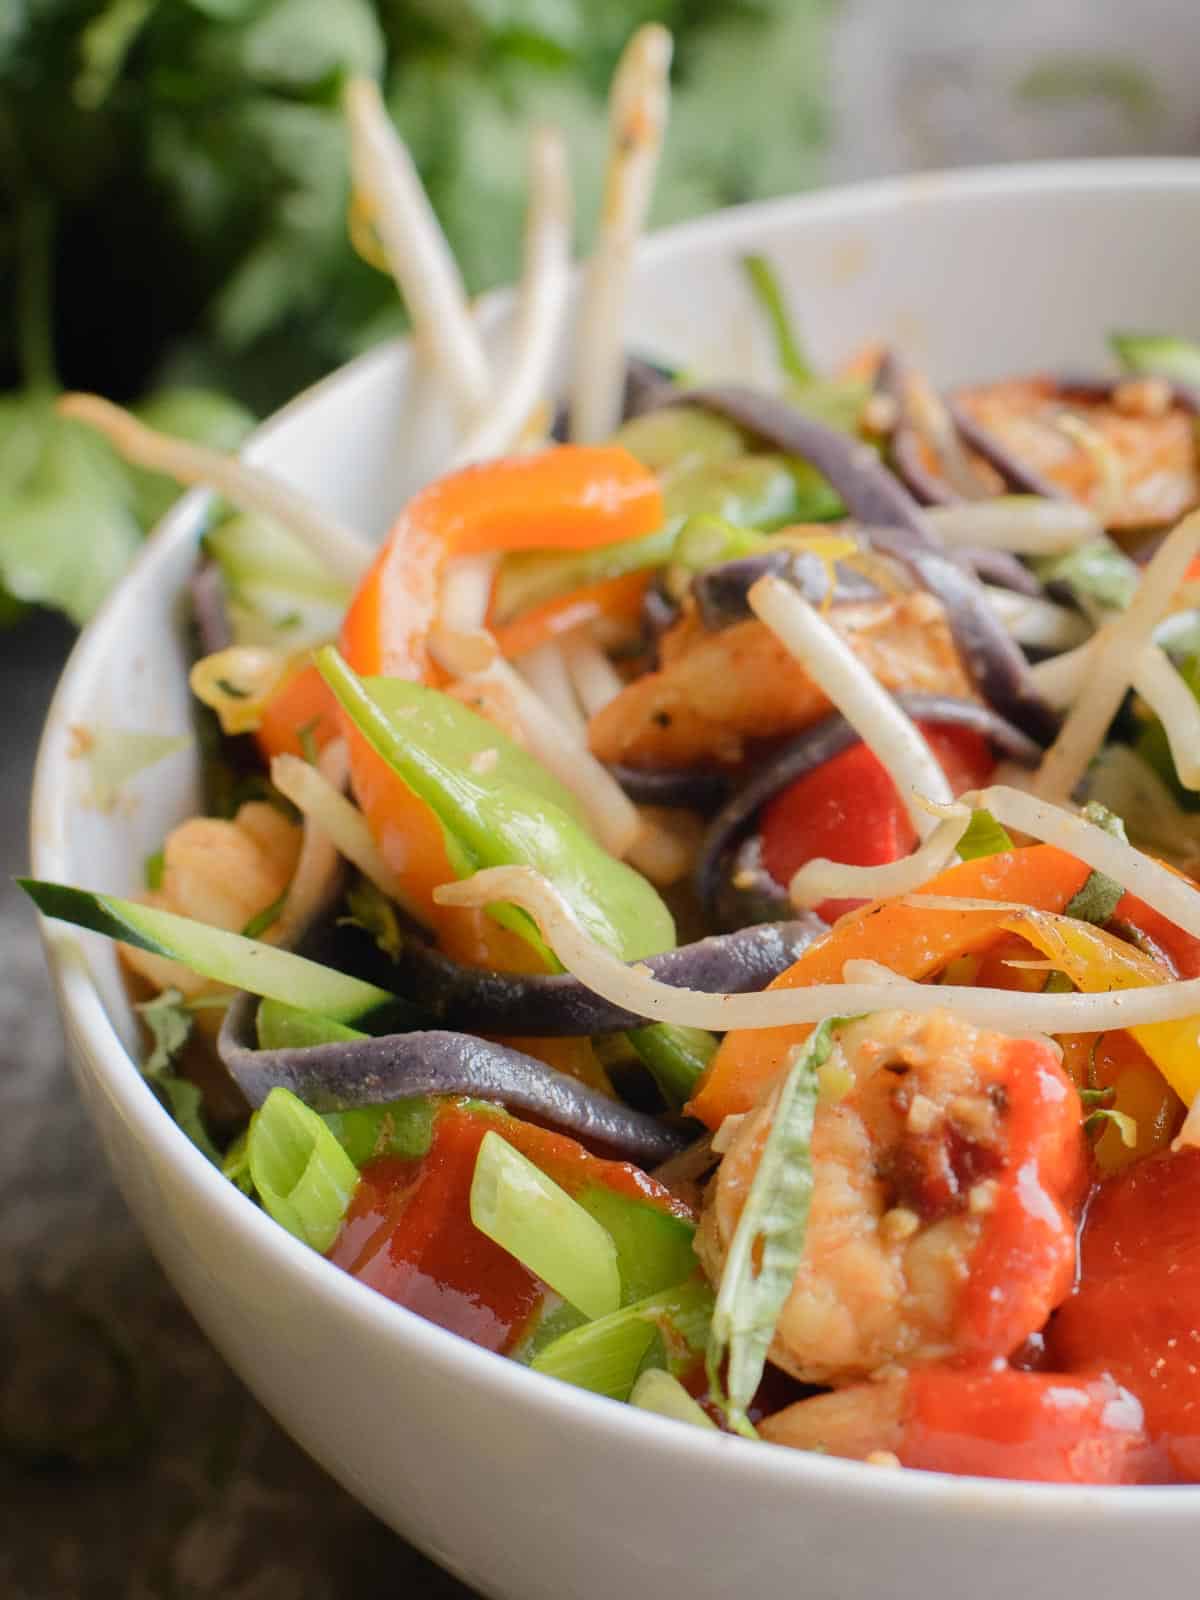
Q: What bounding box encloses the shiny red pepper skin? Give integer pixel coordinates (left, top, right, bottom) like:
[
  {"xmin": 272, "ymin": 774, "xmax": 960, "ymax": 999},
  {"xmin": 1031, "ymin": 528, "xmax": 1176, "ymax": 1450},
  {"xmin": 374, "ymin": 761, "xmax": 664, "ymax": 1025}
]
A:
[
  {"xmin": 899, "ymin": 1368, "xmax": 1149, "ymax": 1484},
  {"xmin": 1047, "ymin": 1147, "xmax": 1200, "ymax": 1482},
  {"xmin": 759, "ymin": 724, "xmax": 995, "ymax": 921}
]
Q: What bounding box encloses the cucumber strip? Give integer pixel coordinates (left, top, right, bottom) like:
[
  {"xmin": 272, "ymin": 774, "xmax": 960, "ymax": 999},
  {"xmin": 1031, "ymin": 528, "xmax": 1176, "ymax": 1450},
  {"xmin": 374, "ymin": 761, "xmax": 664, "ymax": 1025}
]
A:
[{"xmin": 20, "ymin": 879, "xmax": 402, "ymax": 1026}]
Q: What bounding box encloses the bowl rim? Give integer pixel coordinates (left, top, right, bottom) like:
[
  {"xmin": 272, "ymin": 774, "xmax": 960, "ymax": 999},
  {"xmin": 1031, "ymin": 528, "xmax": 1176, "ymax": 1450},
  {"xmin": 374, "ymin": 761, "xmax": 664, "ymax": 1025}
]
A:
[{"xmin": 32, "ymin": 156, "xmax": 1200, "ymax": 1520}]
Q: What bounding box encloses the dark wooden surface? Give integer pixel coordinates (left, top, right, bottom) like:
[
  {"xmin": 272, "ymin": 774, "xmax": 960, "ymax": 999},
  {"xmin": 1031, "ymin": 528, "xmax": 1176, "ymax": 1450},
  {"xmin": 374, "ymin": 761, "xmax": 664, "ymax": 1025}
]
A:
[{"xmin": 0, "ymin": 614, "xmax": 475, "ymax": 1600}]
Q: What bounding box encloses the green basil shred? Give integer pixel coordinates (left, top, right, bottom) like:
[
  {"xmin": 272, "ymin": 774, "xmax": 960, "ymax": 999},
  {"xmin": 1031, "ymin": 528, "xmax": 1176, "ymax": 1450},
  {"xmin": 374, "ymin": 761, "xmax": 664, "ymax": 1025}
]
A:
[{"xmin": 706, "ymin": 1017, "xmax": 839, "ymax": 1438}]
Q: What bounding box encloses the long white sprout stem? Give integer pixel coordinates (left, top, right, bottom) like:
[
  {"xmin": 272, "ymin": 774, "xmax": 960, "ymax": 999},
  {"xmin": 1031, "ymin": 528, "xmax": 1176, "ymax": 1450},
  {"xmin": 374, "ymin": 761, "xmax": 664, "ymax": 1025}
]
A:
[
  {"xmin": 271, "ymin": 749, "xmax": 425, "ymax": 922},
  {"xmin": 516, "ymin": 640, "xmax": 588, "ymax": 737},
  {"xmin": 984, "ymin": 586, "xmax": 1090, "ymax": 652},
  {"xmin": 926, "ymin": 498, "xmax": 1102, "ymax": 554},
  {"xmin": 788, "ymin": 805, "xmax": 971, "ymax": 911},
  {"xmin": 429, "ymin": 553, "xmax": 500, "ymax": 676},
  {"xmin": 453, "ymin": 127, "xmax": 572, "ymax": 466},
  {"xmin": 568, "ymin": 24, "xmax": 672, "ymax": 443},
  {"xmin": 749, "ymin": 574, "xmax": 953, "ymax": 838},
  {"xmin": 343, "ymin": 77, "xmax": 491, "ymax": 423},
  {"xmin": 433, "ymin": 862, "xmax": 1200, "ymax": 1036},
  {"xmin": 1029, "ymin": 639, "xmax": 1093, "ymax": 708},
  {"xmin": 1130, "ymin": 645, "xmax": 1200, "ymax": 790},
  {"xmin": 974, "ymin": 783, "xmax": 1200, "ymax": 937},
  {"xmin": 57, "ymin": 394, "xmax": 373, "ymax": 587},
  {"xmin": 1034, "ymin": 507, "xmax": 1200, "ymax": 801},
  {"xmin": 562, "ymin": 629, "xmax": 626, "ymax": 716},
  {"xmin": 275, "ymin": 742, "xmax": 348, "ymax": 946}
]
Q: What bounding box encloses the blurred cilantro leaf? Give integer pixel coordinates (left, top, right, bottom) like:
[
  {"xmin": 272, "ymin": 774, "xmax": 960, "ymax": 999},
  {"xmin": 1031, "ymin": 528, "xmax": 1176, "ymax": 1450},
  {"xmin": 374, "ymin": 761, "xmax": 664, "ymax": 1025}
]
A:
[{"xmin": 0, "ymin": 0, "xmax": 834, "ymax": 623}]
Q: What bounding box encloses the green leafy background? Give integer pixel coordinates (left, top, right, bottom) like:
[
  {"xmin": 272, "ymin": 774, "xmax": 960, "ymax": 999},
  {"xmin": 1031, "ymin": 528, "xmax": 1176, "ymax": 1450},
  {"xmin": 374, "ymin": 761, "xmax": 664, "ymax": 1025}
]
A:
[{"xmin": 0, "ymin": 0, "xmax": 834, "ymax": 624}]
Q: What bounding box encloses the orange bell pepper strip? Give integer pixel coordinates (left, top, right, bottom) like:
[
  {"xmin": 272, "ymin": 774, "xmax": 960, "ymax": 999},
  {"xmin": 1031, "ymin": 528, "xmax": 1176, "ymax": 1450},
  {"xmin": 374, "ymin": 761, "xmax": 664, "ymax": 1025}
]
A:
[
  {"xmin": 686, "ymin": 844, "xmax": 1091, "ymax": 1129},
  {"xmin": 340, "ymin": 445, "xmax": 663, "ymax": 678},
  {"xmin": 254, "ymin": 661, "xmax": 340, "ymax": 762},
  {"xmin": 334, "ymin": 446, "xmax": 662, "ymax": 968}
]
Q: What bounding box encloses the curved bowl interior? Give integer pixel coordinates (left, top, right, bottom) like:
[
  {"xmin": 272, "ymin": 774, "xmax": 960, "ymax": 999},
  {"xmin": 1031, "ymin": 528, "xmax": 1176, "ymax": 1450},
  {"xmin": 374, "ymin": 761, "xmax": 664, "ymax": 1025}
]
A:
[{"xmin": 31, "ymin": 162, "xmax": 1200, "ymax": 1600}]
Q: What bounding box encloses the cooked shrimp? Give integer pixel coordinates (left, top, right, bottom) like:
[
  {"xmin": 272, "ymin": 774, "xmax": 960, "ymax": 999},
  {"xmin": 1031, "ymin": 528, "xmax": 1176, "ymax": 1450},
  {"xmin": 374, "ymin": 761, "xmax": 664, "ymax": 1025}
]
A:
[
  {"xmin": 588, "ymin": 592, "xmax": 970, "ymax": 768},
  {"xmin": 956, "ymin": 376, "xmax": 1200, "ymax": 530},
  {"xmin": 696, "ymin": 1009, "xmax": 1086, "ymax": 1386},
  {"xmin": 121, "ymin": 801, "xmax": 302, "ymax": 995}
]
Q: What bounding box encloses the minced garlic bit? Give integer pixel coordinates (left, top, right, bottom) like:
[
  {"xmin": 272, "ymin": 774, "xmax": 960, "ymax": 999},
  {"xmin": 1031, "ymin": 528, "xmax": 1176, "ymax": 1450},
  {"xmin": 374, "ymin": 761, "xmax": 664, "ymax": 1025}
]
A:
[
  {"xmin": 879, "ymin": 1207, "xmax": 921, "ymax": 1244},
  {"xmin": 906, "ymin": 1093, "xmax": 940, "ymax": 1135},
  {"xmin": 968, "ymin": 1179, "xmax": 1000, "ymax": 1216},
  {"xmin": 865, "ymin": 1450, "xmax": 902, "ymax": 1469}
]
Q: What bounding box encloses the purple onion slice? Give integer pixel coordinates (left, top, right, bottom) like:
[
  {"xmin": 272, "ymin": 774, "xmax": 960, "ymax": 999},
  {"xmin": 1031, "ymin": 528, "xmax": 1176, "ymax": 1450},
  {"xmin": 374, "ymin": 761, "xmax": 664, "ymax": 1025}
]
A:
[
  {"xmin": 691, "ymin": 550, "xmax": 880, "ymax": 630},
  {"xmin": 862, "ymin": 528, "xmax": 1060, "ymax": 745},
  {"xmin": 874, "ymin": 349, "xmax": 960, "ymax": 508},
  {"xmin": 218, "ymin": 997, "xmax": 688, "ymax": 1163},
  {"xmin": 665, "ymin": 383, "xmax": 937, "ymax": 544},
  {"xmin": 946, "ymin": 398, "xmax": 1068, "ymax": 501},
  {"xmin": 344, "ymin": 919, "xmax": 826, "ymax": 1037},
  {"xmin": 606, "ymin": 763, "xmax": 730, "ymax": 810}
]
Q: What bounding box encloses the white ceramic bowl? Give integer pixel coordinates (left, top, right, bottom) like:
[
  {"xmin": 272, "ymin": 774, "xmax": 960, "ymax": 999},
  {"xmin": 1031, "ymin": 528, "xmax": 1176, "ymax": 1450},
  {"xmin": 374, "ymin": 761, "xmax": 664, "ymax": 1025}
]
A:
[{"xmin": 32, "ymin": 161, "xmax": 1200, "ymax": 1600}]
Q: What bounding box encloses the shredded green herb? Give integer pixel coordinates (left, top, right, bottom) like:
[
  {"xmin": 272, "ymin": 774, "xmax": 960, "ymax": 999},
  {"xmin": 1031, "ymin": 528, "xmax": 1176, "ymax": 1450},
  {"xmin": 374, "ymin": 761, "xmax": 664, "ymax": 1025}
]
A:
[
  {"xmin": 1064, "ymin": 802, "xmax": 1129, "ymax": 927},
  {"xmin": 136, "ymin": 988, "xmax": 221, "ymax": 1166},
  {"xmin": 1085, "ymin": 1107, "xmax": 1138, "ymax": 1148},
  {"xmin": 297, "ymin": 715, "xmax": 321, "ymax": 766},
  {"xmin": 240, "ymin": 891, "xmax": 288, "ymax": 940},
  {"xmin": 706, "ymin": 1017, "xmax": 839, "ymax": 1438},
  {"xmin": 956, "ymin": 808, "xmax": 1014, "ymax": 863},
  {"xmin": 741, "ymin": 253, "xmax": 813, "ymax": 385}
]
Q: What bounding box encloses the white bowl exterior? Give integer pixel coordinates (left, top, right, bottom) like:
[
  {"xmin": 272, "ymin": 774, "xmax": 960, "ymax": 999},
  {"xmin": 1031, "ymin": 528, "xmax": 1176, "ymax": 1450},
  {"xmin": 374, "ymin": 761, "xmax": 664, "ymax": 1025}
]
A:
[{"xmin": 32, "ymin": 162, "xmax": 1200, "ymax": 1600}]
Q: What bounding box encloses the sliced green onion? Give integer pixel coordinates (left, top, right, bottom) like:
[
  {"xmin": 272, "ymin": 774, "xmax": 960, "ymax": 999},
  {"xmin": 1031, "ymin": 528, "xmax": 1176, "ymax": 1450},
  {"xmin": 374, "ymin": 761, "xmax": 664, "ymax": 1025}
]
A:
[
  {"xmin": 222, "ymin": 1131, "xmax": 253, "ymax": 1193},
  {"xmin": 323, "ymin": 1099, "xmax": 435, "ymax": 1167},
  {"xmin": 19, "ymin": 879, "xmax": 407, "ymax": 1028},
  {"xmin": 629, "ymin": 1367, "xmax": 716, "ymax": 1430},
  {"xmin": 572, "ymin": 1183, "xmax": 697, "ymax": 1304},
  {"xmin": 672, "ymin": 516, "xmax": 770, "ymax": 573},
  {"xmin": 1032, "ymin": 538, "xmax": 1138, "ymax": 620},
  {"xmin": 741, "ymin": 253, "xmax": 813, "ymax": 384},
  {"xmin": 614, "ymin": 406, "xmax": 744, "ymax": 478},
  {"xmin": 626, "ymin": 1022, "xmax": 716, "ymax": 1111},
  {"xmin": 1110, "ymin": 331, "xmax": 1200, "ymax": 388},
  {"xmin": 531, "ymin": 1279, "xmax": 714, "ymax": 1400},
  {"xmin": 470, "ymin": 1131, "xmax": 620, "ymax": 1320},
  {"xmin": 256, "ymin": 997, "xmax": 366, "ymax": 1050},
  {"xmin": 247, "ymin": 1087, "xmax": 360, "ymax": 1252},
  {"xmin": 707, "ymin": 1018, "xmax": 836, "ymax": 1438},
  {"xmin": 1085, "ymin": 1106, "xmax": 1139, "ymax": 1148},
  {"xmin": 956, "ymin": 808, "xmax": 1014, "ymax": 863}
]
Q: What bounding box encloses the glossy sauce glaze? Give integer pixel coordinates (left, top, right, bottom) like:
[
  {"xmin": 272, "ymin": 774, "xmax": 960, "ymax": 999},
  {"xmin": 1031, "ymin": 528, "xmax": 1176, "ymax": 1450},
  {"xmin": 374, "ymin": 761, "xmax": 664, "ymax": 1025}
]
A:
[{"xmin": 328, "ymin": 1101, "xmax": 691, "ymax": 1353}]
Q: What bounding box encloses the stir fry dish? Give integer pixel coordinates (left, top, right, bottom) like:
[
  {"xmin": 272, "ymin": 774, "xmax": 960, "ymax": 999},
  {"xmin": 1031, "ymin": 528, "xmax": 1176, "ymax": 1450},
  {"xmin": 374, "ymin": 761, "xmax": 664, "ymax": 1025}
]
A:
[{"xmin": 24, "ymin": 28, "xmax": 1200, "ymax": 1486}]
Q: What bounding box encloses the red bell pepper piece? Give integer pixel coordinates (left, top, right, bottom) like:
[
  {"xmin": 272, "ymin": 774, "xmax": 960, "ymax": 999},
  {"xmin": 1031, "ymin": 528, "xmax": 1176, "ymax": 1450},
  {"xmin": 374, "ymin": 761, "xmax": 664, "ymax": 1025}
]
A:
[
  {"xmin": 759, "ymin": 723, "xmax": 995, "ymax": 922},
  {"xmin": 1046, "ymin": 1147, "xmax": 1200, "ymax": 1482},
  {"xmin": 900, "ymin": 1368, "xmax": 1149, "ymax": 1484}
]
